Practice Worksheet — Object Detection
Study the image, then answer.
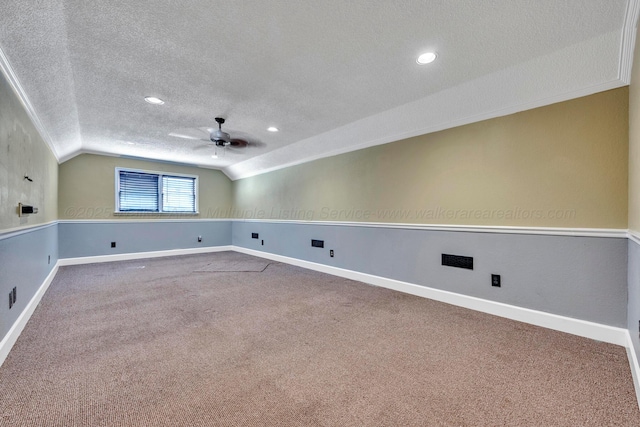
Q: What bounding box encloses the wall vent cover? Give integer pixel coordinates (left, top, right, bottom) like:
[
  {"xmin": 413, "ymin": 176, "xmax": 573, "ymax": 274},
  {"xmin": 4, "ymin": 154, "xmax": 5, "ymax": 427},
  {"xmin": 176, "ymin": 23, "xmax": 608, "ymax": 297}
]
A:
[{"xmin": 442, "ymin": 254, "xmax": 473, "ymax": 270}]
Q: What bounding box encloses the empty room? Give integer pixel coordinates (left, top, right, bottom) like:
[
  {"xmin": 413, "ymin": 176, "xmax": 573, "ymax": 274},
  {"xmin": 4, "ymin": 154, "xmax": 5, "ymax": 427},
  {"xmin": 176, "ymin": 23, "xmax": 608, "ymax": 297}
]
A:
[{"xmin": 2, "ymin": 1, "xmax": 640, "ymax": 425}]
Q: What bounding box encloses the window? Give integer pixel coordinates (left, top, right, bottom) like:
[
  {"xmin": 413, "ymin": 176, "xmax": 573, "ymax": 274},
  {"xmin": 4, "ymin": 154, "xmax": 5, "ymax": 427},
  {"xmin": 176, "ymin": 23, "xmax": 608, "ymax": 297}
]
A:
[{"xmin": 116, "ymin": 168, "xmax": 198, "ymax": 213}]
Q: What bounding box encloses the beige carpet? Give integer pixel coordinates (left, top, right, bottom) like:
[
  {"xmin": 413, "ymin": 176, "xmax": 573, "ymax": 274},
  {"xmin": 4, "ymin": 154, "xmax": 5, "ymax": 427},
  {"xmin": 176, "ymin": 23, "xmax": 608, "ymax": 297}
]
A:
[
  {"xmin": 194, "ymin": 257, "xmax": 271, "ymax": 272},
  {"xmin": 0, "ymin": 251, "xmax": 637, "ymax": 426}
]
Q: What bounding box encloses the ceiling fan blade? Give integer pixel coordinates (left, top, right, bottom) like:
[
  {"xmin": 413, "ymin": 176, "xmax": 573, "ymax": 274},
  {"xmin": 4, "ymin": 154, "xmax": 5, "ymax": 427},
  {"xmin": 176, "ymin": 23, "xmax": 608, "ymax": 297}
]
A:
[
  {"xmin": 224, "ymin": 128, "xmax": 266, "ymax": 148},
  {"xmin": 193, "ymin": 143, "xmax": 214, "ymax": 151},
  {"xmin": 171, "ymin": 122, "xmax": 264, "ymax": 152},
  {"xmin": 229, "ymin": 138, "xmax": 250, "ymax": 148},
  {"xmin": 169, "ymin": 132, "xmax": 201, "ymax": 140},
  {"xmin": 224, "ymin": 146, "xmax": 245, "ymax": 153},
  {"xmin": 169, "ymin": 127, "xmax": 210, "ymax": 141}
]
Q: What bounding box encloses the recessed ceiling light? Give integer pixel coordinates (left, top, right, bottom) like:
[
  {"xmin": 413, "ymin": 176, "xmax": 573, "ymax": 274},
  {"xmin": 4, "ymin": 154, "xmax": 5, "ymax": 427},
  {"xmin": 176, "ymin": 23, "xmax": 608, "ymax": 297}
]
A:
[
  {"xmin": 125, "ymin": 141, "xmax": 135, "ymax": 145},
  {"xmin": 144, "ymin": 96, "xmax": 165, "ymax": 105},
  {"xmin": 416, "ymin": 52, "xmax": 437, "ymax": 65},
  {"xmin": 267, "ymin": 127, "xmax": 279, "ymax": 132}
]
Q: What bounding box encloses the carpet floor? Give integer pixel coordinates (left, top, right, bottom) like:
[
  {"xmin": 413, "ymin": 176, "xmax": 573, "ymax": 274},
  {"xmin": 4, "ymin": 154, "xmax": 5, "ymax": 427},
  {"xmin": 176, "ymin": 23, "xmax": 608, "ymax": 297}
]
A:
[{"xmin": 0, "ymin": 251, "xmax": 638, "ymax": 426}]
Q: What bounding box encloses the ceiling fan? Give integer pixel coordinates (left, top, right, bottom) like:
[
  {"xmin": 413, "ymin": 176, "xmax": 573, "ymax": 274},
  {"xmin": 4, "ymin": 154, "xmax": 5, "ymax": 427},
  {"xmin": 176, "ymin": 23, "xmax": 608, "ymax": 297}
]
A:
[{"xmin": 169, "ymin": 117, "xmax": 259, "ymax": 150}]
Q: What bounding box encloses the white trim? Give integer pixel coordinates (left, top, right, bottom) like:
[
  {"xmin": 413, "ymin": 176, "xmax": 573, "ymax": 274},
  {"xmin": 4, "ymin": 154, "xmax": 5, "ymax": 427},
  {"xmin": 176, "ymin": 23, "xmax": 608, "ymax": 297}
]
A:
[
  {"xmin": 0, "ymin": 264, "xmax": 59, "ymax": 368},
  {"xmin": 625, "ymin": 331, "xmax": 640, "ymax": 410},
  {"xmin": 234, "ymin": 219, "xmax": 627, "ymax": 239},
  {"xmin": 0, "ymin": 221, "xmax": 58, "ymax": 241},
  {"xmin": 233, "ymin": 246, "xmax": 629, "ymax": 347},
  {"xmin": 58, "ymin": 219, "xmax": 231, "ymax": 224},
  {"xmin": 1, "ymin": 245, "xmax": 230, "ymax": 366},
  {"xmin": 54, "ymin": 218, "xmax": 627, "ymax": 238},
  {"xmin": 620, "ymin": 0, "xmax": 640, "ymax": 84},
  {"xmin": 2, "ymin": 244, "xmax": 637, "ymax": 407},
  {"xmin": 0, "ymin": 46, "xmax": 60, "ymax": 160},
  {"xmin": 629, "ymin": 230, "xmax": 640, "ymax": 246},
  {"xmin": 115, "ymin": 167, "xmax": 199, "ymax": 214},
  {"xmin": 58, "ymin": 245, "xmax": 233, "ymax": 266},
  {"xmin": 0, "ymin": 219, "xmax": 627, "ymax": 240},
  {"xmin": 225, "ymin": 79, "xmax": 625, "ymax": 181},
  {"xmin": 113, "ymin": 212, "xmax": 200, "ymax": 216},
  {"xmin": 50, "ymin": 243, "xmax": 630, "ymax": 348}
]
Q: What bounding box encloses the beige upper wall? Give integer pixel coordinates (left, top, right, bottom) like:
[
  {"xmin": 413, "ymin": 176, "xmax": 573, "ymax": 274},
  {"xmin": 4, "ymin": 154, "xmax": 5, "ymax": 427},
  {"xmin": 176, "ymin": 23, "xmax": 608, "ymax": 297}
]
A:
[
  {"xmin": 234, "ymin": 88, "xmax": 628, "ymax": 228},
  {"xmin": 58, "ymin": 154, "xmax": 232, "ymax": 220},
  {"xmin": 629, "ymin": 25, "xmax": 640, "ymax": 234},
  {"xmin": 3, "ymin": 70, "xmax": 626, "ymax": 229},
  {"xmin": 0, "ymin": 70, "xmax": 58, "ymax": 231}
]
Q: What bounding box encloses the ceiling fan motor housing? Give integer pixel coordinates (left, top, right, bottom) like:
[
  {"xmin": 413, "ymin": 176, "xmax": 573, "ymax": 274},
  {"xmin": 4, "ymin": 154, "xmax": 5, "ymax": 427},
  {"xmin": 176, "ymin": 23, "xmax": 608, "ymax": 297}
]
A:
[{"xmin": 211, "ymin": 129, "xmax": 231, "ymax": 145}]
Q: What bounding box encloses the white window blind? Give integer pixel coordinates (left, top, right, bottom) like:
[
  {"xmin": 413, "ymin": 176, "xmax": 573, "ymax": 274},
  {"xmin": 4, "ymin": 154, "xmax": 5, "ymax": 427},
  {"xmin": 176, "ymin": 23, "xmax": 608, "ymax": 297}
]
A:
[
  {"xmin": 117, "ymin": 169, "xmax": 197, "ymax": 213},
  {"xmin": 162, "ymin": 175, "xmax": 196, "ymax": 212},
  {"xmin": 119, "ymin": 171, "xmax": 159, "ymax": 212}
]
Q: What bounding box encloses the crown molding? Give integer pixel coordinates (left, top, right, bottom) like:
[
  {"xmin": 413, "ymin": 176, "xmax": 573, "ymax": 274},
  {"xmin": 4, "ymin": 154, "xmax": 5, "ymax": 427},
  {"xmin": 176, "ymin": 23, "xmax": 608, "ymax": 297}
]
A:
[
  {"xmin": 225, "ymin": 78, "xmax": 625, "ymax": 181},
  {"xmin": 620, "ymin": 0, "xmax": 640, "ymax": 84},
  {"xmin": 0, "ymin": 45, "xmax": 60, "ymax": 161},
  {"xmin": 226, "ymin": 27, "xmax": 625, "ymax": 181}
]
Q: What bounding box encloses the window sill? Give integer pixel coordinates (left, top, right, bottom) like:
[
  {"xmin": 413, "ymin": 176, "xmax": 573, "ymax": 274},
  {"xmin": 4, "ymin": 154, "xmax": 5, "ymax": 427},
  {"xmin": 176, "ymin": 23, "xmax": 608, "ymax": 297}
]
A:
[{"xmin": 114, "ymin": 212, "xmax": 200, "ymax": 216}]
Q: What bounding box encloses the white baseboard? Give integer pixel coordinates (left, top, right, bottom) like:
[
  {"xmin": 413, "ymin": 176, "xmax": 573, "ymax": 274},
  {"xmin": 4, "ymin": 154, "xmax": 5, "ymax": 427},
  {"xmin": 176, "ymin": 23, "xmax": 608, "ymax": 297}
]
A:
[
  {"xmin": 626, "ymin": 332, "xmax": 640, "ymax": 410},
  {"xmin": 58, "ymin": 245, "xmax": 234, "ymax": 266},
  {"xmin": 0, "ymin": 245, "xmax": 233, "ymax": 367},
  {"xmin": 3, "ymin": 244, "xmax": 637, "ymax": 409},
  {"xmin": 233, "ymin": 246, "xmax": 629, "ymax": 347},
  {"xmin": 0, "ymin": 264, "xmax": 59, "ymax": 368}
]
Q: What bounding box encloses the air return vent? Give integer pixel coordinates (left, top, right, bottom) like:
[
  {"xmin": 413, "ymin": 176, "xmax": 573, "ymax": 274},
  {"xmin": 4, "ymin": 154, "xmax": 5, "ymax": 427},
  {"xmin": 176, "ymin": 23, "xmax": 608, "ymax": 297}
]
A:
[{"xmin": 442, "ymin": 254, "xmax": 473, "ymax": 270}]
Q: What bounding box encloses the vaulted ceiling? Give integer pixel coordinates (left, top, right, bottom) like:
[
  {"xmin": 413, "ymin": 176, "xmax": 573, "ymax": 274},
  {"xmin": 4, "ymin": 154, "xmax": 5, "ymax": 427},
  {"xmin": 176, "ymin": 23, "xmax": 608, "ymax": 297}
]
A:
[{"xmin": 0, "ymin": 1, "xmax": 637, "ymax": 179}]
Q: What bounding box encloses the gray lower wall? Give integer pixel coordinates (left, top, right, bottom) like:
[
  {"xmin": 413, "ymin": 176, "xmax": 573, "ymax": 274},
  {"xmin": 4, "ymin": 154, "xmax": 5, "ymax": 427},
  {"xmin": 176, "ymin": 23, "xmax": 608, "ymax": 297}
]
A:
[
  {"xmin": 0, "ymin": 224, "xmax": 58, "ymax": 341},
  {"xmin": 629, "ymin": 240, "xmax": 640, "ymax": 362},
  {"xmin": 1, "ymin": 220, "xmax": 631, "ymax": 348},
  {"xmin": 59, "ymin": 220, "xmax": 232, "ymax": 259},
  {"xmin": 233, "ymin": 221, "xmax": 628, "ymax": 327}
]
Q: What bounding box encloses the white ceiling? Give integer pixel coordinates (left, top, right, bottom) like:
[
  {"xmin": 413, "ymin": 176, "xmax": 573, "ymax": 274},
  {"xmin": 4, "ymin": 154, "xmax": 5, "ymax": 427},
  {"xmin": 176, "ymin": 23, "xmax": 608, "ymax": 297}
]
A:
[{"xmin": 0, "ymin": 1, "xmax": 637, "ymax": 180}]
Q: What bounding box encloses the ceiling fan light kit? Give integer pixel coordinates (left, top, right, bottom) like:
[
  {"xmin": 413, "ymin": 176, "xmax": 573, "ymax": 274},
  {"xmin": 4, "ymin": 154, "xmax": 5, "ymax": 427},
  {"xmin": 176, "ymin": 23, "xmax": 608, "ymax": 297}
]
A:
[
  {"xmin": 212, "ymin": 117, "xmax": 232, "ymax": 147},
  {"xmin": 144, "ymin": 96, "xmax": 165, "ymax": 105},
  {"xmin": 170, "ymin": 117, "xmax": 259, "ymax": 153}
]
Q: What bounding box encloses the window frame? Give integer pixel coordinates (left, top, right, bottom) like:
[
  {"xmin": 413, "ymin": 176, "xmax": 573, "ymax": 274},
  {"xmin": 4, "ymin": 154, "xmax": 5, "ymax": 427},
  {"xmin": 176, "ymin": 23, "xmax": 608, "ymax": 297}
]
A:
[{"xmin": 115, "ymin": 167, "xmax": 199, "ymax": 214}]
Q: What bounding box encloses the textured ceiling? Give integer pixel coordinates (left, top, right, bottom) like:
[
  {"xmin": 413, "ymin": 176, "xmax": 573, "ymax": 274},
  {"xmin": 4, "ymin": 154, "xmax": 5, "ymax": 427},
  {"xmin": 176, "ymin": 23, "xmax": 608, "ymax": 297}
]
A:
[{"xmin": 0, "ymin": 1, "xmax": 637, "ymax": 179}]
